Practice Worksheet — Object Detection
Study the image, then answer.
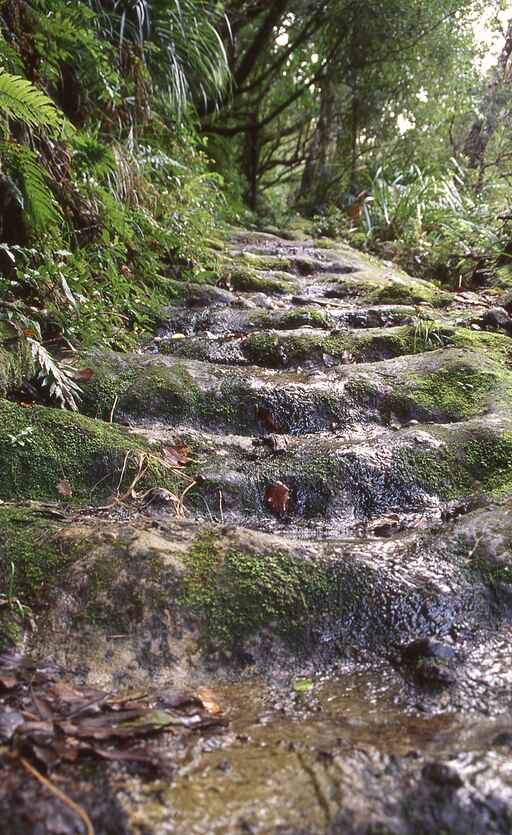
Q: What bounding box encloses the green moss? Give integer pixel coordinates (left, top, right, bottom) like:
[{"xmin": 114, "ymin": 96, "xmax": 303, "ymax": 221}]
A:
[
  {"xmin": 242, "ymin": 325, "xmax": 440, "ymax": 368},
  {"xmin": 0, "ymin": 506, "xmax": 81, "ymax": 602},
  {"xmin": 228, "ymin": 268, "xmax": 294, "ymax": 295},
  {"xmin": 278, "ymin": 307, "xmax": 335, "ymax": 330},
  {"xmin": 464, "ymin": 433, "xmax": 512, "ymax": 496},
  {"xmin": 368, "ymin": 280, "xmax": 450, "ymax": 308},
  {"xmin": 240, "ymin": 252, "xmax": 293, "ymax": 272},
  {"xmin": 446, "ymin": 327, "xmax": 512, "ymax": 365},
  {"xmin": 398, "ymin": 429, "xmax": 512, "ymax": 500},
  {"xmin": 0, "ymin": 398, "xmax": 181, "ymax": 502},
  {"xmin": 407, "ymin": 365, "xmax": 503, "ymax": 420},
  {"xmin": 119, "ymin": 363, "xmax": 199, "ymax": 419},
  {"xmin": 398, "ymin": 446, "xmax": 469, "ymax": 499},
  {"xmin": 0, "ymin": 505, "xmax": 85, "ymax": 646},
  {"xmin": 181, "ymin": 531, "xmax": 334, "ymax": 648}
]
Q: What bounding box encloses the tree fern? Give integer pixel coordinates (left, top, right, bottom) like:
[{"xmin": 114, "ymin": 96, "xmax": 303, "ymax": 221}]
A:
[
  {"xmin": 0, "ymin": 71, "xmax": 62, "ymax": 131},
  {"xmin": 1, "ymin": 143, "xmax": 61, "ymax": 228}
]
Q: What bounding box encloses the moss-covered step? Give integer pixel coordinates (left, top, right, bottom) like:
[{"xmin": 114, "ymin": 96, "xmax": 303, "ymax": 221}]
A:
[
  {"xmin": 308, "ymin": 270, "xmax": 453, "ymax": 307},
  {"xmin": 229, "ymin": 249, "xmax": 360, "ymax": 276},
  {"xmin": 157, "ymin": 325, "xmax": 416, "ymax": 366},
  {"xmin": 133, "ymin": 415, "xmax": 512, "ymax": 536},
  {"xmin": 0, "ymin": 398, "xmax": 188, "ymax": 502},
  {"xmin": 158, "ymin": 322, "xmax": 512, "ymax": 369},
  {"xmin": 9, "ymin": 506, "xmax": 506, "ymax": 681},
  {"xmin": 156, "ymin": 302, "xmax": 418, "ymax": 339},
  {"xmin": 220, "ymin": 263, "xmax": 296, "ymax": 295},
  {"xmin": 80, "ymin": 347, "xmax": 512, "ymax": 433}
]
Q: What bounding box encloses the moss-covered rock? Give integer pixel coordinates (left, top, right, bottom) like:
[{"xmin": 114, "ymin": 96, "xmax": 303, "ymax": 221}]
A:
[
  {"xmin": 0, "ymin": 504, "xmax": 86, "ymax": 648},
  {"xmin": 239, "ymin": 251, "xmax": 293, "ymax": 272},
  {"xmin": 226, "ymin": 266, "xmax": 295, "ymax": 295},
  {"xmin": 0, "ymin": 505, "xmax": 79, "ymax": 604},
  {"xmin": 23, "ymin": 509, "xmax": 509, "ymax": 678},
  {"xmin": 181, "ymin": 529, "xmax": 333, "ymax": 648},
  {"xmin": 390, "ymin": 351, "xmax": 512, "ymax": 422},
  {"xmin": 396, "ymin": 419, "xmax": 512, "ymax": 500},
  {"xmin": 80, "ymin": 347, "xmax": 512, "ymax": 436},
  {"xmin": 322, "ymin": 272, "xmax": 452, "ymax": 308},
  {"xmin": 0, "ymin": 398, "xmax": 183, "ymax": 502},
  {"xmin": 368, "ymin": 279, "xmax": 451, "ymax": 307}
]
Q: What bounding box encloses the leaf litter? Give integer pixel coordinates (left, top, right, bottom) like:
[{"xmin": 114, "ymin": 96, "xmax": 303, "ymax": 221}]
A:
[{"xmin": 0, "ymin": 652, "xmax": 228, "ymax": 834}]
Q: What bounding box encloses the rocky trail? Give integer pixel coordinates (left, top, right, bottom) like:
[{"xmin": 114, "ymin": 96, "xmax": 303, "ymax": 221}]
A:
[{"xmin": 2, "ymin": 229, "xmax": 512, "ymax": 834}]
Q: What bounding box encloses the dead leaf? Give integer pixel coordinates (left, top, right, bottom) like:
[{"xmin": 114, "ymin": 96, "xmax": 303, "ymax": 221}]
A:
[
  {"xmin": 266, "ymin": 481, "xmax": 291, "ymax": 514},
  {"xmin": 0, "ymin": 675, "xmax": 17, "ymax": 690},
  {"xmin": 162, "ymin": 444, "xmax": 189, "ymax": 467},
  {"xmin": 57, "ymin": 480, "xmax": 73, "ymax": 498},
  {"xmin": 196, "ymin": 687, "xmax": 223, "ymax": 716},
  {"xmin": 73, "ymin": 367, "xmax": 95, "ymax": 381}
]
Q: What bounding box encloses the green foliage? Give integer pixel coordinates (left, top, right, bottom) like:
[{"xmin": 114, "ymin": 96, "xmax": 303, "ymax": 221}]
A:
[
  {"xmin": 0, "ymin": 71, "xmax": 62, "ymax": 130},
  {"xmin": 316, "ymin": 162, "xmax": 506, "ymax": 288},
  {"xmin": 0, "ymin": 0, "xmax": 229, "ymax": 362},
  {"xmin": 86, "ymin": 0, "xmax": 230, "ymax": 113},
  {"xmin": 1, "ymin": 143, "xmax": 61, "ymax": 228},
  {"xmin": 27, "ymin": 338, "xmax": 82, "ymax": 410}
]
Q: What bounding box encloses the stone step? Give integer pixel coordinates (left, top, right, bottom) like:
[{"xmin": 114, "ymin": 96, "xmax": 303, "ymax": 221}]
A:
[
  {"xmin": 131, "ymin": 415, "xmax": 512, "ymax": 537},
  {"xmin": 82, "ymin": 347, "xmax": 512, "ymax": 436}
]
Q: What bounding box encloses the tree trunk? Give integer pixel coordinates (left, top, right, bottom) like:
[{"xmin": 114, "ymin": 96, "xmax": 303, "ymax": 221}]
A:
[
  {"xmin": 296, "ymin": 74, "xmax": 339, "ymax": 213},
  {"xmin": 463, "ymin": 18, "xmax": 512, "ymax": 170}
]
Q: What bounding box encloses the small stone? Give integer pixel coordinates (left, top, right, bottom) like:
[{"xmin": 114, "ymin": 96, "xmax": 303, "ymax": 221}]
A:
[
  {"xmin": 400, "ymin": 638, "xmax": 458, "ymax": 687},
  {"xmin": 422, "ymin": 762, "xmax": 463, "ymax": 788},
  {"xmin": 493, "ymin": 732, "xmax": 512, "ymax": 748}
]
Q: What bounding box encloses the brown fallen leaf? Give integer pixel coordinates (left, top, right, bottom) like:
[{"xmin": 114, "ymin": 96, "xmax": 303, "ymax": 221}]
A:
[
  {"xmin": 162, "ymin": 444, "xmax": 189, "ymax": 467},
  {"xmin": 57, "ymin": 479, "xmax": 73, "ymax": 498},
  {"xmin": 0, "ymin": 675, "xmax": 17, "ymax": 690},
  {"xmin": 266, "ymin": 481, "xmax": 291, "ymax": 514},
  {"xmin": 73, "ymin": 367, "xmax": 95, "ymax": 381},
  {"xmin": 196, "ymin": 687, "xmax": 223, "ymax": 716}
]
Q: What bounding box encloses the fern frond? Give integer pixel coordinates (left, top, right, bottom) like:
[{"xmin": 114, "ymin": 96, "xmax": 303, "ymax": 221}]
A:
[
  {"xmin": 0, "ymin": 142, "xmax": 61, "ymax": 228},
  {"xmin": 27, "ymin": 338, "xmax": 82, "ymax": 411},
  {"xmin": 0, "ymin": 71, "xmax": 62, "ymax": 130}
]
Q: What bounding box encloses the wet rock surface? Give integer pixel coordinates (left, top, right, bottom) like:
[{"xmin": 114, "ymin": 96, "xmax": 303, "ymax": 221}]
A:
[{"xmin": 3, "ymin": 231, "xmax": 512, "ymax": 834}]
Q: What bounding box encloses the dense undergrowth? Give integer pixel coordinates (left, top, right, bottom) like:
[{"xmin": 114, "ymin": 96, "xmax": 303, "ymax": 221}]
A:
[
  {"xmin": 0, "ymin": 0, "xmax": 231, "ymax": 409},
  {"xmin": 312, "ymin": 163, "xmax": 512, "ymax": 291}
]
